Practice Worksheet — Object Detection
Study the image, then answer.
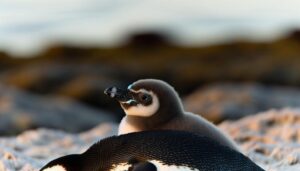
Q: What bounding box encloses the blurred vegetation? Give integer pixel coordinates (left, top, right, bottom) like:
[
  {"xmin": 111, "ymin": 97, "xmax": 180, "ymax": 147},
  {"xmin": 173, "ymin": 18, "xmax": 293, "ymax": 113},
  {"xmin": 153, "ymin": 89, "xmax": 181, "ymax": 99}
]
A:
[{"xmin": 0, "ymin": 30, "xmax": 300, "ymax": 118}]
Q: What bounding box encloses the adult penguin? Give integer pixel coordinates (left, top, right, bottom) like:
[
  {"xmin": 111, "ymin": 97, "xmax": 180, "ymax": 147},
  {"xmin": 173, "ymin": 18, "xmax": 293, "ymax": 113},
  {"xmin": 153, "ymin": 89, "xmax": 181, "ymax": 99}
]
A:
[{"xmin": 40, "ymin": 130, "xmax": 264, "ymax": 171}]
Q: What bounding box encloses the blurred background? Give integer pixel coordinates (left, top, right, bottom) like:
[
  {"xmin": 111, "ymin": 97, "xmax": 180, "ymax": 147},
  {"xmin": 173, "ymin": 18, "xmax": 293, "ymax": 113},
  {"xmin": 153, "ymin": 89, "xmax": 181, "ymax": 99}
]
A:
[{"xmin": 1, "ymin": 0, "xmax": 300, "ymax": 135}]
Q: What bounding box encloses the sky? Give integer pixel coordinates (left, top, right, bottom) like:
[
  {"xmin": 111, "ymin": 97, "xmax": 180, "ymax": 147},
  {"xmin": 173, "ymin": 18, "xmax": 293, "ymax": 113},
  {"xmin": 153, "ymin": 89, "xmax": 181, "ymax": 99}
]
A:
[{"xmin": 1, "ymin": 0, "xmax": 300, "ymax": 56}]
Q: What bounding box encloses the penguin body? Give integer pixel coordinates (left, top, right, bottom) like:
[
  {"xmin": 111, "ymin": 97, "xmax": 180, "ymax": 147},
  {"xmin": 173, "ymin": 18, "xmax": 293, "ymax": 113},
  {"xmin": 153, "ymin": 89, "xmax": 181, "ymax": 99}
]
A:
[
  {"xmin": 105, "ymin": 79, "xmax": 239, "ymax": 151},
  {"xmin": 40, "ymin": 130, "xmax": 264, "ymax": 171}
]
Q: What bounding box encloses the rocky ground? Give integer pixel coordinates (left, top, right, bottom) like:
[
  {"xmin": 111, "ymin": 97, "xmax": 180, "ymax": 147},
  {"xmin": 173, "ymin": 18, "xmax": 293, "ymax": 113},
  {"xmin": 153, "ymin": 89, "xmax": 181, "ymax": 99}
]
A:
[{"xmin": 0, "ymin": 108, "xmax": 300, "ymax": 171}]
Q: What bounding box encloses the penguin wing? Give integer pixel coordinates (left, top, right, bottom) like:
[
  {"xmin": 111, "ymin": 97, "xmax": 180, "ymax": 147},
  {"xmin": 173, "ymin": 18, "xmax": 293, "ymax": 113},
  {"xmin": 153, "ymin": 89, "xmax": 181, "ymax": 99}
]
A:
[{"xmin": 131, "ymin": 161, "xmax": 157, "ymax": 171}]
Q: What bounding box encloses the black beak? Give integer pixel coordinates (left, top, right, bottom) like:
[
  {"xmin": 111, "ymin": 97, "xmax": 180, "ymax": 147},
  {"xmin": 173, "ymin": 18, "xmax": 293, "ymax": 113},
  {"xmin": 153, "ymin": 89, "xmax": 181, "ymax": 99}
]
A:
[{"xmin": 104, "ymin": 86, "xmax": 135, "ymax": 103}]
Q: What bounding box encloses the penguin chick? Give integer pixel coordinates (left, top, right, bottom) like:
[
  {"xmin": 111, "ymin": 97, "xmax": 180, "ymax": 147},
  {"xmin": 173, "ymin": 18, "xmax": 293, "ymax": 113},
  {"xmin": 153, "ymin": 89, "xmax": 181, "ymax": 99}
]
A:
[
  {"xmin": 40, "ymin": 130, "xmax": 264, "ymax": 171},
  {"xmin": 104, "ymin": 79, "xmax": 239, "ymax": 151}
]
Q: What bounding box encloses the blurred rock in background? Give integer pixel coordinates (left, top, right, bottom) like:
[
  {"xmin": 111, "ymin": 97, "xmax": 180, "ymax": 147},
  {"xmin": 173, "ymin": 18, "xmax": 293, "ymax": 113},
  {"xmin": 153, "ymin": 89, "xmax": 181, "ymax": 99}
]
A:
[
  {"xmin": 184, "ymin": 83, "xmax": 300, "ymax": 123},
  {"xmin": 1, "ymin": 30, "xmax": 300, "ymax": 133},
  {"xmin": 0, "ymin": 84, "xmax": 116, "ymax": 135}
]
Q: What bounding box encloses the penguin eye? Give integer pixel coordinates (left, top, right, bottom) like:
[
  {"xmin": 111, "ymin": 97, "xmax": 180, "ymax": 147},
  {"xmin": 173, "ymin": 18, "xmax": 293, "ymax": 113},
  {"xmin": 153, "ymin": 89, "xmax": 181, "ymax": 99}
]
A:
[{"xmin": 139, "ymin": 93, "xmax": 151, "ymax": 102}]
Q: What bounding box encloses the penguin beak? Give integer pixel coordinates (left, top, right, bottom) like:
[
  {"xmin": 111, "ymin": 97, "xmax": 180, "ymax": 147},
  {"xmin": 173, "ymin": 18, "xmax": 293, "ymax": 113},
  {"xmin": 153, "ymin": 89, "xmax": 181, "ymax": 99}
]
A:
[{"xmin": 104, "ymin": 86, "xmax": 138, "ymax": 105}]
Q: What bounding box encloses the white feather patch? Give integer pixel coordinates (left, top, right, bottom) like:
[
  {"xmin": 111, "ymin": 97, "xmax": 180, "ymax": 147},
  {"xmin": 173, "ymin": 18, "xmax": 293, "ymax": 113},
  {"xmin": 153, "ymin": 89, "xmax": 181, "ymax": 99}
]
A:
[
  {"xmin": 118, "ymin": 116, "xmax": 141, "ymax": 135},
  {"xmin": 110, "ymin": 87, "xmax": 117, "ymax": 98},
  {"xmin": 123, "ymin": 90, "xmax": 159, "ymax": 117},
  {"xmin": 110, "ymin": 160, "xmax": 198, "ymax": 171},
  {"xmin": 110, "ymin": 162, "xmax": 130, "ymax": 171},
  {"xmin": 127, "ymin": 84, "xmax": 133, "ymax": 90},
  {"xmin": 150, "ymin": 160, "xmax": 199, "ymax": 171},
  {"xmin": 42, "ymin": 165, "xmax": 67, "ymax": 171}
]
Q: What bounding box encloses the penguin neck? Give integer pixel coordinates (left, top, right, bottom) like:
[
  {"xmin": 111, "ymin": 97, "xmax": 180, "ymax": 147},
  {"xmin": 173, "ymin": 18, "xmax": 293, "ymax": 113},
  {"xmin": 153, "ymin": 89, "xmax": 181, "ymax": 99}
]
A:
[{"xmin": 125, "ymin": 108, "xmax": 184, "ymax": 130}]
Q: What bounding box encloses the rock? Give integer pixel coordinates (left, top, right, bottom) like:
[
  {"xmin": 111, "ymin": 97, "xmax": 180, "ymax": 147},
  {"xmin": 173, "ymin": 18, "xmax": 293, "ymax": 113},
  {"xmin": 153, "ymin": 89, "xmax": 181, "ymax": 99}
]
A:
[
  {"xmin": 0, "ymin": 63, "xmax": 127, "ymax": 119},
  {"xmin": 0, "ymin": 85, "xmax": 116, "ymax": 135},
  {"xmin": 0, "ymin": 63, "xmax": 118, "ymax": 94},
  {"xmin": 219, "ymin": 108, "xmax": 300, "ymax": 170},
  {"xmin": 55, "ymin": 73, "xmax": 125, "ymax": 119},
  {"xmin": 0, "ymin": 123, "xmax": 118, "ymax": 171},
  {"xmin": 184, "ymin": 83, "xmax": 300, "ymax": 123}
]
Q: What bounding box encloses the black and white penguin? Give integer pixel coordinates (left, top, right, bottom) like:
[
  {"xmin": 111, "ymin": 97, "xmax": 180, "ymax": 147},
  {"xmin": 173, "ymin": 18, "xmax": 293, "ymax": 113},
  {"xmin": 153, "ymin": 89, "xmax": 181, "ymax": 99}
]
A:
[
  {"xmin": 105, "ymin": 79, "xmax": 239, "ymax": 151},
  {"xmin": 40, "ymin": 130, "xmax": 264, "ymax": 171}
]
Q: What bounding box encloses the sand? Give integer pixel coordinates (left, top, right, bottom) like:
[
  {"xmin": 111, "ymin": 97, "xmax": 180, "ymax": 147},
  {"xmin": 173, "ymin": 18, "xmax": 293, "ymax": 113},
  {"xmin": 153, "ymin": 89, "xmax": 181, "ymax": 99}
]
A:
[
  {"xmin": 220, "ymin": 108, "xmax": 300, "ymax": 171},
  {"xmin": 0, "ymin": 124, "xmax": 118, "ymax": 171}
]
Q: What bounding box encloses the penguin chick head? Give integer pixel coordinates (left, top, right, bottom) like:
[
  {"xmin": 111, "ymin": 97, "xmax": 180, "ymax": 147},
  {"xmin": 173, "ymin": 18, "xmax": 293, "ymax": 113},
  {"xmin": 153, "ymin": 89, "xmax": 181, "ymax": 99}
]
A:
[
  {"xmin": 40, "ymin": 154, "xmax": 82, "ymax": 171},
  {"xmin": 105, "ymin": 79, "xmax": 184, "ymax": 118}
]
